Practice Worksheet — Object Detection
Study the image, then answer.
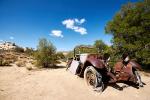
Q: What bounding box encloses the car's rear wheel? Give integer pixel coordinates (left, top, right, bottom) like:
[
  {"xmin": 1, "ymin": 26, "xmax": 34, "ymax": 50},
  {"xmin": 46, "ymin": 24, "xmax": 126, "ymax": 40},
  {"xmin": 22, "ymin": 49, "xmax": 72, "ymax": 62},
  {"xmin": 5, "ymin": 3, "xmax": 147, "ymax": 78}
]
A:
[
  {"xmin": 84, "ymin": 66, "xmax": 104, "ymax": 92},
  {"xmin": 66, "ymin": 59, "xmax": 73, "ymax": 70}
]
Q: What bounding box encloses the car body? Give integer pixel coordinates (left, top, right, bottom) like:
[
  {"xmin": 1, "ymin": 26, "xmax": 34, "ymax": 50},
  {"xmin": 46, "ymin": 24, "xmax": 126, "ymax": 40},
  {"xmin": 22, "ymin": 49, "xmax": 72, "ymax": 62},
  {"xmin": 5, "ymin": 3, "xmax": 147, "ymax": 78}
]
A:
[{"xmin": 66, "ymin": 46, "xmax": 143, "ymax": 92}]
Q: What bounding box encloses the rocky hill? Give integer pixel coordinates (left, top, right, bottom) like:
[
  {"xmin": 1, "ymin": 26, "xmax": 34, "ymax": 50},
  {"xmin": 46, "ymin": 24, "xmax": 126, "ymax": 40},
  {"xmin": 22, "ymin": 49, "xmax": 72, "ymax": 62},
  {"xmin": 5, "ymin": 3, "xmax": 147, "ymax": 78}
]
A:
[
  {"xmin": 0, "ymin": 41, "xmax": 17, "ymax": 50},
  {"xmin": 0, "ymin": 41, "xmax": 34, "ymax": 68}
]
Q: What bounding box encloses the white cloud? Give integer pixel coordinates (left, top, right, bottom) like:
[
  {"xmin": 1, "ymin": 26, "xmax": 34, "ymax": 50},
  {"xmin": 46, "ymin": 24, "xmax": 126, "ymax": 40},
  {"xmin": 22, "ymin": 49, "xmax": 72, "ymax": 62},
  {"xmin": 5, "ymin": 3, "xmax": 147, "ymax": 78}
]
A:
[
  {"xmin": 62, "ymin": 19, "xmax": 75, "ymax": 29},
  {"xmin": 50, "ymin": 30, "xmax": 63, "ymax": 38},
  {"xmin": 74, "ymin": 27, "xmax": 87, "ymax": 35},
  {"xmin": 9, "ymin": 36, "xmax": 14, "ymax": 40},
  {"xmin": 80, "ymin": 18, "xmax": 86, "ymax": 24},
  {"xmin": 75, "ymin": 18, "xmax": 86, "ymax": 24},
  {"xmin": 62, "ymin": 18, "xmax": 87, "ymax": 35}
]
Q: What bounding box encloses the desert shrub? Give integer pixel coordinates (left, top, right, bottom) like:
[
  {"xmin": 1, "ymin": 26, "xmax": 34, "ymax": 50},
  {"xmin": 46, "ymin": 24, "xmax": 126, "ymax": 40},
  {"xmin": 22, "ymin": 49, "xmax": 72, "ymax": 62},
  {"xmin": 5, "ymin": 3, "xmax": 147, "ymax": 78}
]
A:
[
  {"xmin": 0, "ymin": 59, "xmax": 11, "ymax": 66},
  {"xmin": 0, "ymin": 51, "xmax": 16, "ymax": 66},
  {"xmin": 56, "ymin": 52, "xmax": 65, "ymax": 59},
  {"xmin": 0, "ymin": 59, "xmax": 3, "ymax": 66},
  {"xmin": 15, "ymin": 46, "xmax": 24, "ymax": 53},
  {"xmin": 66, "ymin": 51, "xmax": 74, "ymax": 59},
  {"xmin": 25, "ymin": 61, "xmax": 35, "ymax": 70},
  {"xmin": 26, "ymin": 65, "xmax": 32, "ymax": 70},
  {"xmin": 30, "ymin": 60, "xmax": 36, "ymax": 65},
  {"xmin": 16, "ymin": 61, "xmax": 26, "ymax": 67},
  {"xmin": 34, "ymin": 38, "xmax": 58, "ymax": 68},
  {"xmin": 24, "ymin": 47, "xmax": 35, "ymax": 56},
  {"xmin": 2, "ymin": 60, "xmax": 11, "ymax": 66},
  {"xmin": 5, "ymin": 54, "xmax": 17, "ymax": 63}
]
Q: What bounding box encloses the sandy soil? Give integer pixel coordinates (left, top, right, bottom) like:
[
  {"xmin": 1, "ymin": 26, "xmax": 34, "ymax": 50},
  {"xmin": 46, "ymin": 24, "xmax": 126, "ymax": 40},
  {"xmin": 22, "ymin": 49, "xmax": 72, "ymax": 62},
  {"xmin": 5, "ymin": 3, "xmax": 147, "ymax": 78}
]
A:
[{"xmin": 0, "ymin": 63, "xmax": 150, "ymax": 100}]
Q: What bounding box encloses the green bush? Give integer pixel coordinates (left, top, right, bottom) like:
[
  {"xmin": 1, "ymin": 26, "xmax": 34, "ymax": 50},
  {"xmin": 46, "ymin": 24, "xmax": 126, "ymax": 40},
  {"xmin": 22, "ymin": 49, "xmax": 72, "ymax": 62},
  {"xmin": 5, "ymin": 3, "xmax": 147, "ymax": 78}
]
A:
[
  {"xmin": 24, "ymin": 47, "xmax": 35, "ymax": 56},
  {"xmin": 105, "ymin": 0, "xmax": 150, "ymax": 69},
  {"xmin": 56, "ymin": 52, "xmax": 65, "ymax": 59},
  {"xmin": 34, "ymin": 38, "xmax": 58, "ymax": 68}
]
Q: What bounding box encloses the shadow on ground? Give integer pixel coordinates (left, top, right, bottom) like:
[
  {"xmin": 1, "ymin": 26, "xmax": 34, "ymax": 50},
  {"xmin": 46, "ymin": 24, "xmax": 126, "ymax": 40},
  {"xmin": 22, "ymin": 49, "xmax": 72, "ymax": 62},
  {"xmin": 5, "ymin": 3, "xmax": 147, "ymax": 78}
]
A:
[
  {"xmin": 50, "ymin": 65, "xmax": 66, "ymax": 69},
  {"xmin": 0, "ymin": 65, "xmax": 12, "ymax": 67},
  {"xmin": 103, "ymin": 81, "xmax": 146, "ymax": 92}
]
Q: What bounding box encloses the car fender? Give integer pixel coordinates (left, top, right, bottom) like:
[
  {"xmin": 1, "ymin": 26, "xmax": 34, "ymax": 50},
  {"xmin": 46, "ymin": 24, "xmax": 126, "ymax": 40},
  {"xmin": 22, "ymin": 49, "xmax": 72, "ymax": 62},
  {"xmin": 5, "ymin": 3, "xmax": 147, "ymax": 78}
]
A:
[
  {"xmin": 86, "ymin": 58, "xmax": 105, "ymax": 69},
  {"xmin": 130, "ymin": 60, "xmax": 142, "ymax": 71}
]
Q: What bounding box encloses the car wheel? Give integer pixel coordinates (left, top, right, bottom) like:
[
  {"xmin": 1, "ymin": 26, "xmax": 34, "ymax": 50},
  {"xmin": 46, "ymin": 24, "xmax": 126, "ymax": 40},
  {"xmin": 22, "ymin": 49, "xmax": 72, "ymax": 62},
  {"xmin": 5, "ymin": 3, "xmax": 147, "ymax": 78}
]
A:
[
  {"xmin": 134, "ymin": 71, "xmax": 143, "ymax": 87},
  {"xmin": 84, "ymin": 66, "xmax": 104, "ymax": 92},
  {"xmin": 66, "ymin": 59, "xmax": 73, "ymax": 70}
]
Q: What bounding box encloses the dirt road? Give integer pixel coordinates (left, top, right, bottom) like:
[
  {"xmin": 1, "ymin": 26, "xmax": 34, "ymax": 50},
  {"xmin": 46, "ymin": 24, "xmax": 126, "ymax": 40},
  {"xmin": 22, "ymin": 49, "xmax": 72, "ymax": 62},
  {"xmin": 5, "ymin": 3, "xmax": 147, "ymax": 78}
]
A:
[{"xmin": 0, "ymin": 64, "xmax": 150, "ymax": 100}]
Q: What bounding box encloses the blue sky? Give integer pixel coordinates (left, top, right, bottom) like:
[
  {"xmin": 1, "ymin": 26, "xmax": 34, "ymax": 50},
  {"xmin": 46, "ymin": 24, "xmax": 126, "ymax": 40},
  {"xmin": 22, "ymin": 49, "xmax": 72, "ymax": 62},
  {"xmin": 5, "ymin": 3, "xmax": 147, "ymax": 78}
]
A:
[{"xmin": 0, "ymin": 0, "xmax": 137, "ymax": 51}]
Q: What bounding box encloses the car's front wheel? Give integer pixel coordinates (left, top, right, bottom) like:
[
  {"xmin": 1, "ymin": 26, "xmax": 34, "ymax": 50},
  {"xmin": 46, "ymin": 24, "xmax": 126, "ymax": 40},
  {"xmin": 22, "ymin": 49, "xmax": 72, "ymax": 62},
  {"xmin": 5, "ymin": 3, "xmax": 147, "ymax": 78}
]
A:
[
  {"xmin": 134, "ymin": 70, "xmax": 143, "ymax": 87},
  {"xmin": 84, "ymin": 66, "xmax": 104, "ymax": 92}
]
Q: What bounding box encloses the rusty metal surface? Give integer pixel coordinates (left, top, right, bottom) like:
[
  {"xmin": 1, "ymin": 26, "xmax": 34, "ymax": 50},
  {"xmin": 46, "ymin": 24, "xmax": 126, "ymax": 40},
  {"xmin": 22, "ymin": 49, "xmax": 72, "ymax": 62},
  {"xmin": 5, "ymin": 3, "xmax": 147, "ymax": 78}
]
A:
[
  {"xmin": 130, "ymin": 60, "xmax": 142, "ymax": 70},
  {"xmin": 114, "ymin": 60, "xmax": 142, "ymax": 82},
  {"xmin": 86, "ymin": 54, "xmax": 105, "ymax": 69}
]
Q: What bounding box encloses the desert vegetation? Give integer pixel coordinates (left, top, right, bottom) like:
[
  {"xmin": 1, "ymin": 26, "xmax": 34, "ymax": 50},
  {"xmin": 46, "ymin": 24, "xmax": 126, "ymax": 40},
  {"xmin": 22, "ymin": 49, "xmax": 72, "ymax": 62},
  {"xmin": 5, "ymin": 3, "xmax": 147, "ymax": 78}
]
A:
[
  {"xmin": 0, "ymin": 0, "xmax": 150, "ymax": 100},
  {"xmin": 0, "ymin": 50, "xmax": 17, "ymax": 66},
  {"xmin": 34, "ymin": 38, "xmax": 57, "ymax": 68},
  {"xmin": 0, "ymin": 0, "xmax": 149, "ymax": 70},
  {"xmin": 0, "ymin": 38, "xmax": 66, "ymax": 70},
  {"xmin": 105, "ymin": 0, "xmax": 150, "ymax": 69}
]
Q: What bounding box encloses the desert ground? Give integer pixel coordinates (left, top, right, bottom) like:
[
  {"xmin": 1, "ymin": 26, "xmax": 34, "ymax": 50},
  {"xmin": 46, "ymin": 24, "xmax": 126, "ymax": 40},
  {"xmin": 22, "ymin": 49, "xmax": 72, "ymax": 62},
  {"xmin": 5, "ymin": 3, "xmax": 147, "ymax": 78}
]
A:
[{"xmin": 0, "ymin": 62, "xmax": 150, "ymax": 100}]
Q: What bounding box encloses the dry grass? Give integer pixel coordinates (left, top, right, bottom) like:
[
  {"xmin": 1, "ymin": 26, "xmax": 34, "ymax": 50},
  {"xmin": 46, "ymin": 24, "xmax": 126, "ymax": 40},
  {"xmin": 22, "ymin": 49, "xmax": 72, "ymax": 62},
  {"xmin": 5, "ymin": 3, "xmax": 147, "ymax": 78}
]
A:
[
  {"xmin": 15, "ymin": 61, "xmax": 26, "ymax": 67},
  {"xmin": 0, "ymin": 51, "xmax": 18, "ymax": 66},
  {"xmin": 26, "ymin": 66, "xmax": 32, "ymax": 70},
  {"xmin": 0, "ymin": 60, "xmax": 12, "ymax": 66},
  {"xmin": 0, "ymin": 64, "xmax": 150, "ymax": 100},
  {"xmin": 141, "ymin": 71, "xmax": 150, "ymax": 77}
]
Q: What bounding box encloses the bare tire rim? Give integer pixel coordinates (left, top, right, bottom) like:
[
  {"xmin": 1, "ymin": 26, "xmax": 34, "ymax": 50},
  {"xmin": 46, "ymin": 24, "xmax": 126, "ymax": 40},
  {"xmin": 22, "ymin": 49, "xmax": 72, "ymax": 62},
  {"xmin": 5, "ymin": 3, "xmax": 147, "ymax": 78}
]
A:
[
  {"xmin": 86, "ymin": 70, "xmax": 96, "ymax": 86},
  {"xmin": 135, "ymin": 71, "xmax": 143, "ymax": 87}
]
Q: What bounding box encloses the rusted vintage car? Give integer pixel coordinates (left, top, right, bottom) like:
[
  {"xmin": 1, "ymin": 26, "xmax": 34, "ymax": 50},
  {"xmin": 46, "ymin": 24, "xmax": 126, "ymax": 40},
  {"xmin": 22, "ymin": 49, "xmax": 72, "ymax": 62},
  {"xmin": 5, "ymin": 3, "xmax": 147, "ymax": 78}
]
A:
[{"xmin": 66, "ymin": 47, "xmax": 143, "ymax": 92}]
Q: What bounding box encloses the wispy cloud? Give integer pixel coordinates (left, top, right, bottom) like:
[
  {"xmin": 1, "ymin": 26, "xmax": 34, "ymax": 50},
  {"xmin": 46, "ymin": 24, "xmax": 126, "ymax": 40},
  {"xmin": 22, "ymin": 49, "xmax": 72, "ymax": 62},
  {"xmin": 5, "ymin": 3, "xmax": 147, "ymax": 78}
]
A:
[
  {"xmin": 50, "ymin": 30, "xmax": 63, "ymax": 38},
  {"xmin": 9, "ymin": 36, "xmax": 14, "ymax": 40},
  {"xmin": 62, "ymin": 18, "xmax": 87, "ymax": 35},
  {"xmin": 75, "ymin": 18, "xmax": 86, "ymax": 24}
]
